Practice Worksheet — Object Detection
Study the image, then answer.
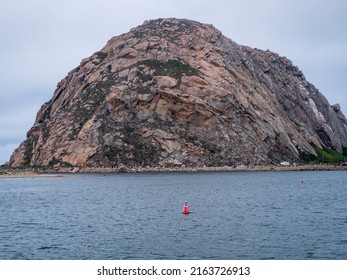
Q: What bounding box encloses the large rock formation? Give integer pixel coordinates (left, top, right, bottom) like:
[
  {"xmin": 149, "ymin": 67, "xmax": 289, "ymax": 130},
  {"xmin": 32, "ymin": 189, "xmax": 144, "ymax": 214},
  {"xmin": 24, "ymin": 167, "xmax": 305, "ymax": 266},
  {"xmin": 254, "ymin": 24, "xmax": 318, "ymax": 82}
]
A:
[{"xmin": 9, "ymin": 18, "xmax": 347, "ymax": 168}]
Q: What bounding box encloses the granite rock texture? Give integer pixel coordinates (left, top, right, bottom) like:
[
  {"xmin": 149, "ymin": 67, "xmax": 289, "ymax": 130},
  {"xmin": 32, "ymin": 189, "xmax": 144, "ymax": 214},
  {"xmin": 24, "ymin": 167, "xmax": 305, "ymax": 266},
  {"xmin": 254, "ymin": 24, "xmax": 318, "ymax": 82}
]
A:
[{"xmin": 9, "ymin": 18, "xmax": 347, "ymax": 168}]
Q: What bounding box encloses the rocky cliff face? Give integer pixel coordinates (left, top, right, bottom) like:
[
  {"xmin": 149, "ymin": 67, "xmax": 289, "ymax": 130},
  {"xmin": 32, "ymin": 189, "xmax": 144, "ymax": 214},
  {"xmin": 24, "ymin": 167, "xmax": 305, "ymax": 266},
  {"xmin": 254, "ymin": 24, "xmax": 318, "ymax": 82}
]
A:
[{"xmin": 9, "ymin": 18, "xmax": 347, "ymax": 168}]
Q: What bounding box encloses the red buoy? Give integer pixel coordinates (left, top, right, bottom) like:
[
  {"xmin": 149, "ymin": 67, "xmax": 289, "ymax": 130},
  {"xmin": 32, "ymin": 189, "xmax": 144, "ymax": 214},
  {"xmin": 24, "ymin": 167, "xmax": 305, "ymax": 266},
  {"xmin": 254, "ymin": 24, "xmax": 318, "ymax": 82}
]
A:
[{"xmin": 182, "ymin": 202, "xmax": 189, "ymax": 214}]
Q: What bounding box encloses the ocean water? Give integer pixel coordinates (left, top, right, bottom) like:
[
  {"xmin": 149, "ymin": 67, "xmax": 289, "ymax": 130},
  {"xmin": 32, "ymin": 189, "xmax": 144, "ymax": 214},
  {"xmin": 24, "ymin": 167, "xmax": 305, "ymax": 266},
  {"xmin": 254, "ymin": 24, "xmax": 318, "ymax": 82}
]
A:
[{"xmin": 0, "ymin": 171, "xmax": 346, "ymax": 260}]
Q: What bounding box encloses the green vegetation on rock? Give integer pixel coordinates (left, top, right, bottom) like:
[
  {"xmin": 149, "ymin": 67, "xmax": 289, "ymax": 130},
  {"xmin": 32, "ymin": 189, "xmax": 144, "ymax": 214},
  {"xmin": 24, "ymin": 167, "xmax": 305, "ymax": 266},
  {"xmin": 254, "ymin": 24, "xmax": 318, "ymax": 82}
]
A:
[
  {"xmin": 343, "ymin": 147, "xmax": 347, "ymax": 157},
  {"xmin": 303, "ymin": 144, "xmax": 347, "ymax": 164},
  {"xmin": 133, "ymin": 59, "xmax": 200, "ymax": 79}
]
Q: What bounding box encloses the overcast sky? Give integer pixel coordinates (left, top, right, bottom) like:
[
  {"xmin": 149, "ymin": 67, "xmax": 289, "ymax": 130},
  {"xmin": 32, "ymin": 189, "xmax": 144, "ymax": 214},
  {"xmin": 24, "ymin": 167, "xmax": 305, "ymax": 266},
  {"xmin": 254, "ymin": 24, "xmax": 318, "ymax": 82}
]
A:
[{"xmin": 1, "ymin": 0, "xmax": 346, "ymax": 164}]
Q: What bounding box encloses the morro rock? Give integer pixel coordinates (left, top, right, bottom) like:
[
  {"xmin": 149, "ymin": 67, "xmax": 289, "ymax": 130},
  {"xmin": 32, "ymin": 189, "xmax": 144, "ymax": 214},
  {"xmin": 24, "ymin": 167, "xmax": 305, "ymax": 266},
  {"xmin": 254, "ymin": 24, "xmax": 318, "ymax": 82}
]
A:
[{"xmin": 9, "ymin": 18, "xmax": 347, "ymax": 168}]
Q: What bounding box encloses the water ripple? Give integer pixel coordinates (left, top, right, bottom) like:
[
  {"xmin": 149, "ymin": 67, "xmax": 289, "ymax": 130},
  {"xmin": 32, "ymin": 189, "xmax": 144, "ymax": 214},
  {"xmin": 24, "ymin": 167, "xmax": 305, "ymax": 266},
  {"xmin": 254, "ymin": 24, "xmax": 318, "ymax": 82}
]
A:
[{"xmin": 0, "ymin": 171, "xmax": 346, "ymax": 259}]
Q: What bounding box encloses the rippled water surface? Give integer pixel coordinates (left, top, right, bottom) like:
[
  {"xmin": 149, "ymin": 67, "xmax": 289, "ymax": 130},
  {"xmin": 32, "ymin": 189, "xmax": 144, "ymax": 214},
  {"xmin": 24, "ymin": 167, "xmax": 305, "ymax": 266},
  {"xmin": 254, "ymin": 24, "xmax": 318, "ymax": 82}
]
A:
[{"xmin": 0, "ymin": 171, "xmax": 346, "ymax": 259}]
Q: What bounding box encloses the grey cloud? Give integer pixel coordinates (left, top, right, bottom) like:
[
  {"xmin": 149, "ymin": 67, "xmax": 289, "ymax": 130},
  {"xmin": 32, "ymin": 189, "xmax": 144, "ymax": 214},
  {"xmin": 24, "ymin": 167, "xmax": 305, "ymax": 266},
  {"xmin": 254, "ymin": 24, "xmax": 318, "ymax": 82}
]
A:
[
  {"xmin": 0, "ymin": 103, "xmax": 38, "ymax": 164},
  {"xmin": 0, "ymin": 144, "xmax": 18, "ymax": 165}
]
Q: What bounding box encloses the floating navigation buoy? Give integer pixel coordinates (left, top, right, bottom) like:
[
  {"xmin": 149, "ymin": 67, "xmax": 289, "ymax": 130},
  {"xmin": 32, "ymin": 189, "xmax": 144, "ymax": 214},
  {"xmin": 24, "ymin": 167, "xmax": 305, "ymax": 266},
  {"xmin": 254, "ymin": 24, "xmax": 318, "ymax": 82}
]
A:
[{"xmin": 182, "ymin": 202, "xmax": 190, "ymax": 214}]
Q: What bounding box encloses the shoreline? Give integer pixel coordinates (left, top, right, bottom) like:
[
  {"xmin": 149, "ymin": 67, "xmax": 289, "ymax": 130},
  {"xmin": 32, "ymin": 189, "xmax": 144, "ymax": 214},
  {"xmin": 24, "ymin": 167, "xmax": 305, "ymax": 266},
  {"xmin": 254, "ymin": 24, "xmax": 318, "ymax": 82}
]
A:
[{"xmin": 1, "ymin": 164, "xmax": 347, "ymax": 178}]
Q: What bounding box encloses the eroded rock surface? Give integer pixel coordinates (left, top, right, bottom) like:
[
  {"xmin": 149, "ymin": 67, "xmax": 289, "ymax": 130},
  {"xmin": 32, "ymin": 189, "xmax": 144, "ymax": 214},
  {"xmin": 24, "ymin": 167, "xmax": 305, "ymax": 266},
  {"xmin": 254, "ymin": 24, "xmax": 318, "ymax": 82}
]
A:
[{"xmin": 9, "ymin": 18, "xmax": 347, "ymax": 168}]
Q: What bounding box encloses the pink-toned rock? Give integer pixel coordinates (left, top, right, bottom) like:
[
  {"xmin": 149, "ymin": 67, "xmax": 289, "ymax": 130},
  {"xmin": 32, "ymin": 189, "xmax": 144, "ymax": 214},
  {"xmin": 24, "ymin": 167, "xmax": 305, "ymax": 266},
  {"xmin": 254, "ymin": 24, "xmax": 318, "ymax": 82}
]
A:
[
  {"xmin": 134, "ymin": 41, "xmax": 149, "ymax": 52},
  {"xmin": 154, "ymin": 76, "xmax": 178, "ymax": 88},
  {"xmin": 117, "ymin": 48, "xmax": 138, "ymax": 59},
  {"xmin": 8, "ymin": 18, "xmax": 347, "ymax": 169},
  {"xmin": 181, "ymin": 75, "xmax": 208, "ymax": 87}
]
